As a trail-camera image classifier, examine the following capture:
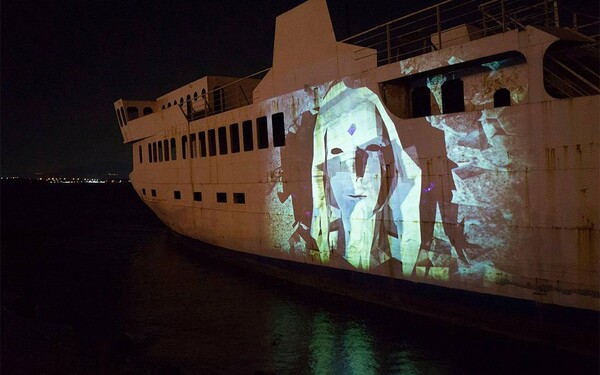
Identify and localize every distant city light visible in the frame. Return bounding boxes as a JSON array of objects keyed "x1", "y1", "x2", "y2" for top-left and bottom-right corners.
[{"x1": 0, "y1": 176, "x2": 130, "y2": 184}]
